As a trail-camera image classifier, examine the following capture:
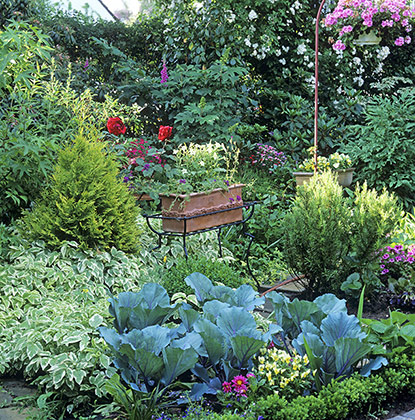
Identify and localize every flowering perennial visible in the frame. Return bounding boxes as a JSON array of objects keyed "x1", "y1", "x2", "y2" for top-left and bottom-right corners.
[
  {"x1": 249, "y1": 144, "x2": 287, "y2": 175},
  {"x1": 379, "y1": 243, "x2": 415, "y2": 276},
  {"x1": 254, "y1": 347, "x2": 312, "y2": 399},
  {"x1": 324, "y1": 0, "x2": 415, "y2": 50}
]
